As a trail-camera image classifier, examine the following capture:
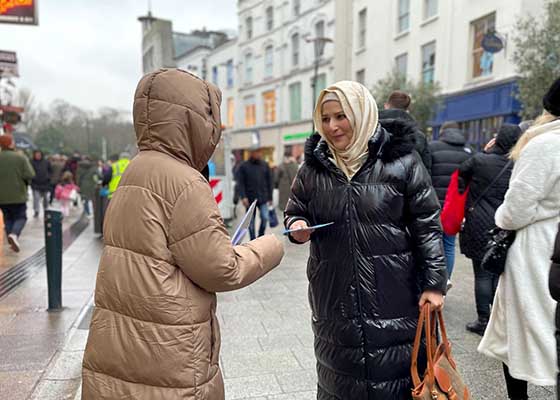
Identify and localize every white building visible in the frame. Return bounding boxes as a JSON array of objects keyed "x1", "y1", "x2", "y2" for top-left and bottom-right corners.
[{"x1": 341, "y1": 0, "x2": 547, "y2": 146}]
